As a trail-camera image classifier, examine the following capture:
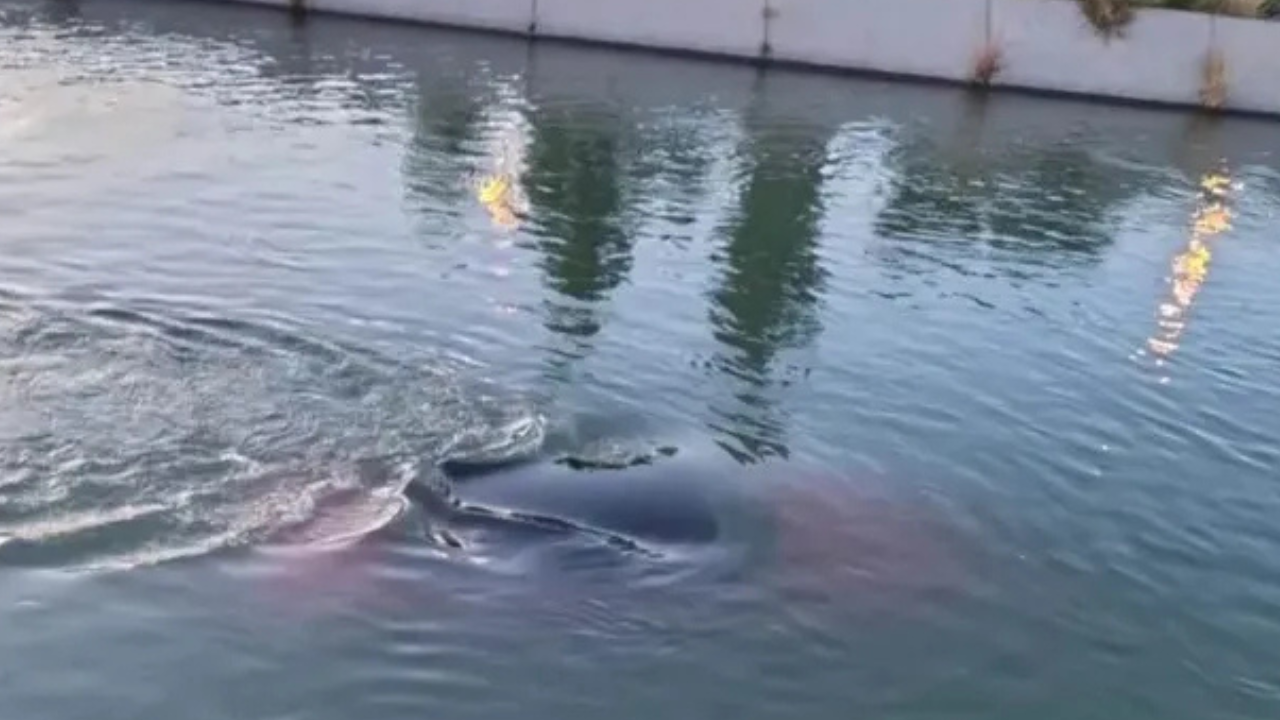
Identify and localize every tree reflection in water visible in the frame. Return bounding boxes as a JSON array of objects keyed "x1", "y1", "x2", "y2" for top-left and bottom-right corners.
[
  {"x1": 705, "y1": 107, "x2": 835, "y2": 465},
  {"x1": 519, "y1": 101, "x2": 640, "y2": 379},
  {"x1": 402, "y1": 77, "x2": 491, "y2": 218},
  {"x1": 873, "y1": 135, "x2": 1152, "y2": 281}
]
